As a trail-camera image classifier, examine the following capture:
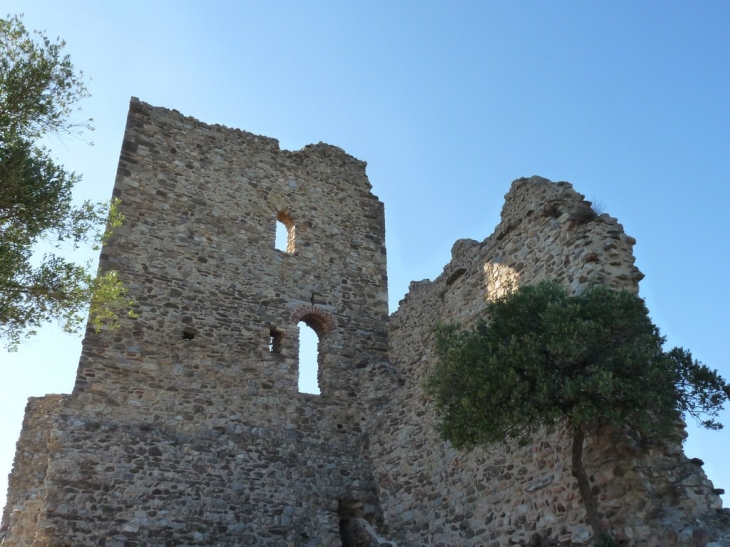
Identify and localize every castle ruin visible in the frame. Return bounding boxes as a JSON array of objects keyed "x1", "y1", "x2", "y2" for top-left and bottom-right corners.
[{"x1": 2, "y1": 99, "x2": 728, "y2": 547}]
